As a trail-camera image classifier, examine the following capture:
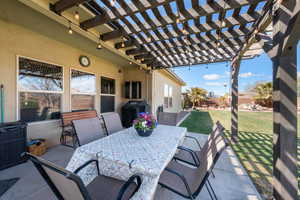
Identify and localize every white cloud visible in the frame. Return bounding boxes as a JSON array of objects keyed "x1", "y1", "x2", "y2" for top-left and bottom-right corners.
[
  {"x1": 205, "y1": 82, "x2": 225, "y2": 86},
  {"x1": 239, "y1": 72, "x2": 254, "y2": 78},
  {"x1": 203, "y1": 74, "x2": 221, "y2": 80}
]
